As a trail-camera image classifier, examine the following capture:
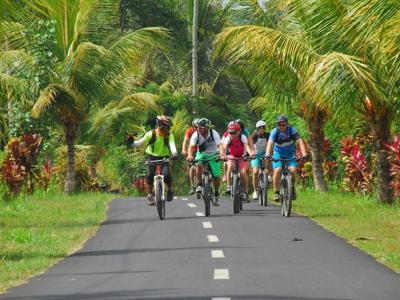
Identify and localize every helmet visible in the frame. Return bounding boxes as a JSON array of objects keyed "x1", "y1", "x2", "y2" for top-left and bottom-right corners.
[
  {"x1": 197, "y1": 118, "x2": 211, "y2": 128},
  {"x1": 156, "y1": 115, "x2": 172, "y2": 129},
  {"x1": 256, "y1": 120, "x2": 266, "y2": 128},
  {"x1": 192, "y1": 118, "x2": 200, "y2": 127},
  {"x1": 235, "y1": 119, "x2": 245, "y2": 130},
  {"x1": 228, "y1": 122, "x2": 241, "y2": 133},
  {"x1": 276, "y1": 114, "x2": 288, "y2": 123}
]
